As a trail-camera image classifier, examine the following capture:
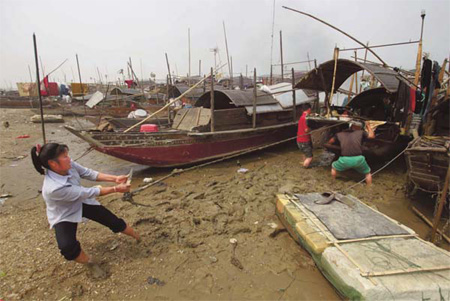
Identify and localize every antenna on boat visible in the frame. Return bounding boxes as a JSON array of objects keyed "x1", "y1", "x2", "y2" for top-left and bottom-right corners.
[
  {"x1": 33, "y1": 33, "x2": 46, "y2": 144},
  {"x1": 282, "y1": 6, "x2": 388, "y2": 67}
]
